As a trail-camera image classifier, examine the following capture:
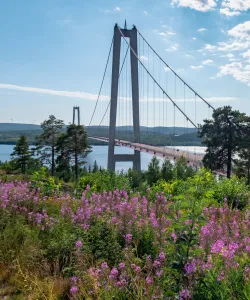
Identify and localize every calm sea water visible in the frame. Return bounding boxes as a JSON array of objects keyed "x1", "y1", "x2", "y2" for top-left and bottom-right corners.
[{"x1": 0, "y1": 145, "x2": 206, "y2": 172}]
